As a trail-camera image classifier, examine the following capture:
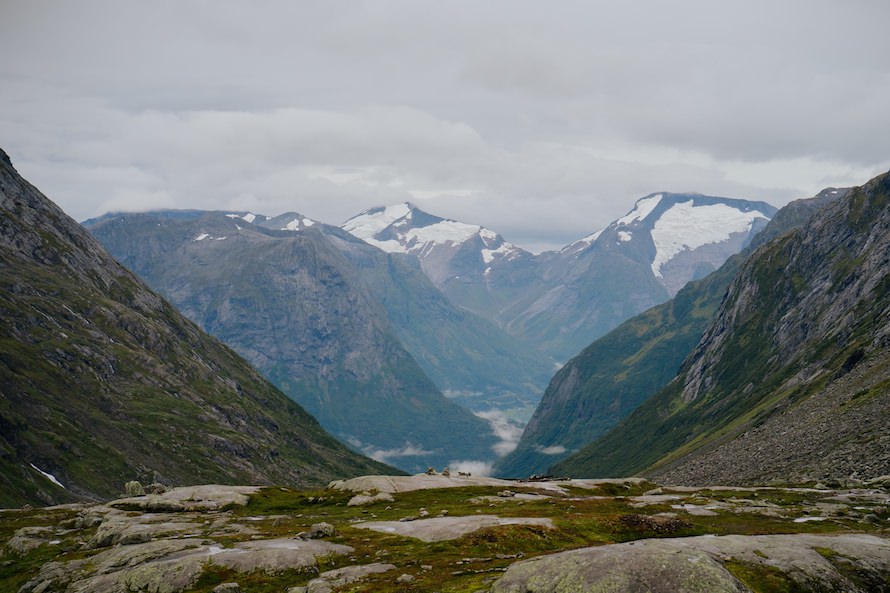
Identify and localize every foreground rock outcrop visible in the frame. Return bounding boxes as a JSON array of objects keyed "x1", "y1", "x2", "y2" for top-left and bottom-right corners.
[
  {"x1": 3, "y1": 477, "x2": 888, "y2": 592},
  {"x1": 492, "y1": 533, "x2": 890, "y2": 593}
]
